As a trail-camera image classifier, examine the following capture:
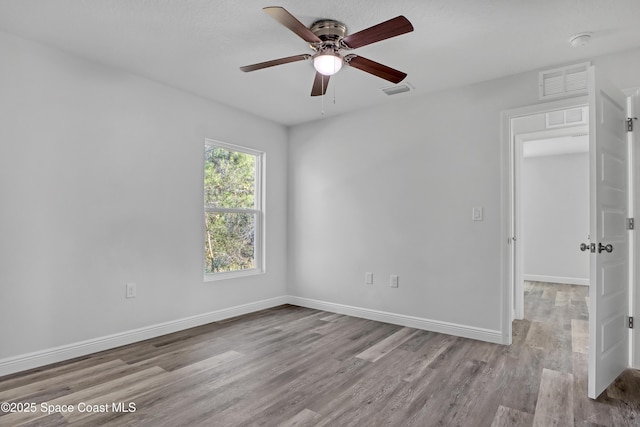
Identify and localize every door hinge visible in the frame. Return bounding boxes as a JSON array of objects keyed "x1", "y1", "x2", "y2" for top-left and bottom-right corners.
[
  {"x1": 628, "y1": 218, "x2": 635, "y2": 230},
  {"x1": 628, "y1": 117, "x2": 637, "y2": 132},
  {"x1": 630, "y1": 316, "x2": 634, "y2": 329}
]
